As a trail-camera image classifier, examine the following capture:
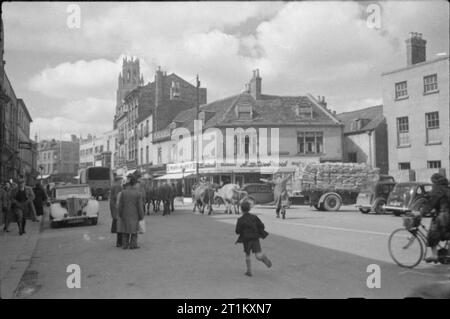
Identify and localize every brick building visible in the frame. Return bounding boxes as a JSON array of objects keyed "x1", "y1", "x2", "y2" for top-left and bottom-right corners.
[{"x1": 382, "y1": 33, "x2": 449, "y2": 182}]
